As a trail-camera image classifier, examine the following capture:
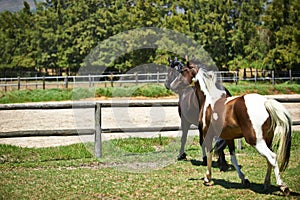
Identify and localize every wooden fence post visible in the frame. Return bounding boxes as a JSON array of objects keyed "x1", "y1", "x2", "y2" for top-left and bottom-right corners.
[
  {"x1": 289, "y1": 69, "x2": 292, "y2": 84},
  {"x1": 17, "y1": 76, "x2": 21, "y2": 90},
  {"x1": 43, "y1": 76, "x2": 45, "y2": 90},
  {"x1": 64, "y1": 76, "x2": 68, "y2": 88},
  {"x1": 254, "y1": 69, "x2": 257, "y2": 85},
  {"x1": 35, "y1": 75, "x2": 38, "y2": 89},
  {"x1": 4, "y1": 78, "x2": 7, "y2": 92},
  {"x1": 89, "y1": 74, "x2": 92, "y2": 88},
  {"x1": 94, "y1": 103, "x2": 102, "y2": 158},
  {"x1": 237, "y1": 139, "x2": 242, "y2": 150},
  {"x1": 235, "y1": 70, "x2": 239, "y2": 85},
  {"x1": 272, "y1": 70, "x2": 275, "y2": 85},
  {"x1": 135, "y1": 73, "x2": 138, "y2": 85},
  {"x1": 110, "y1": 74, "x2": 114, "y2": 87}
]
